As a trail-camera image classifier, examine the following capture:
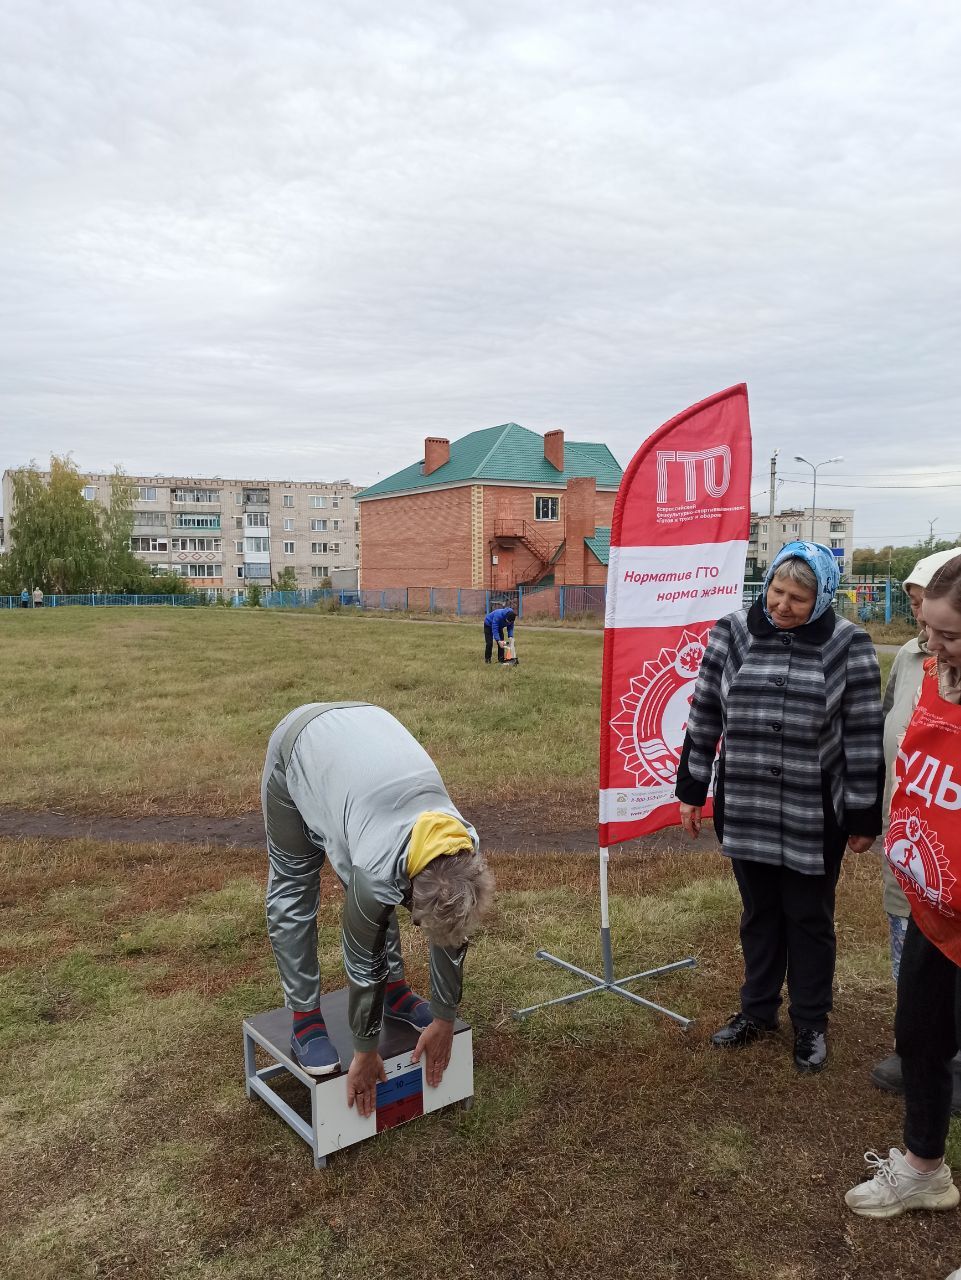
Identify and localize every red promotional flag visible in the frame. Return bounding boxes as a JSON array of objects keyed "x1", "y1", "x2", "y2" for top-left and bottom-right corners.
[{"x1": 599, "y1": 385, "x2": 752, "y2": 846}]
